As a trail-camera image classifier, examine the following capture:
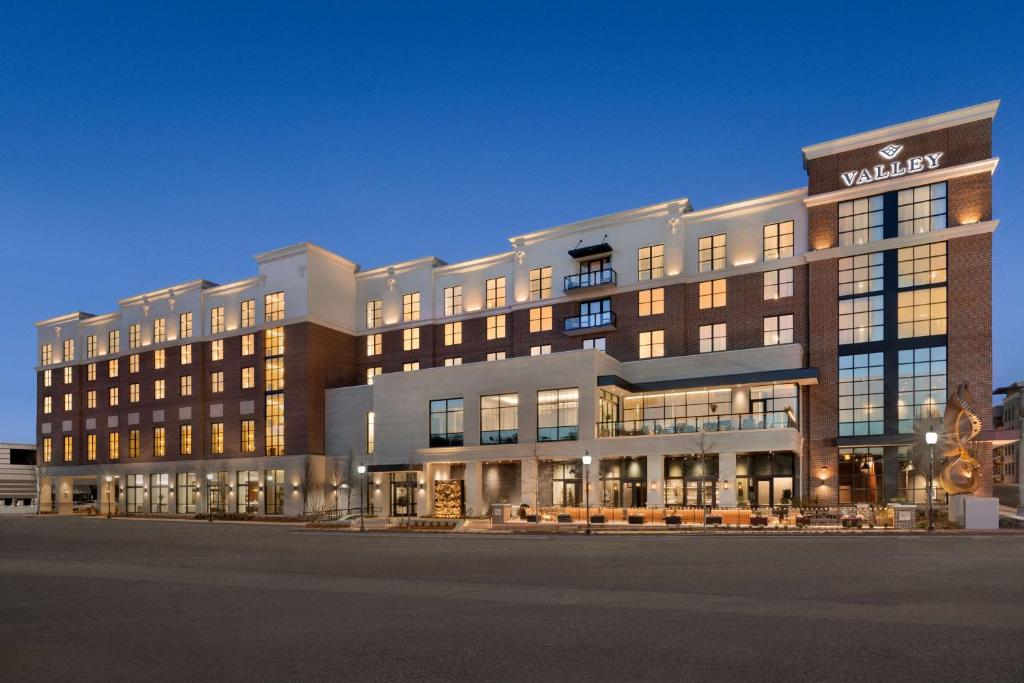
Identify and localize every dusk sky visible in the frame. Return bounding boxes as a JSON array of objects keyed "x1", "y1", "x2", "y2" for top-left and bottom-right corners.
[{"x1": 2, "y1": 1, "x2": 1021, "y2": 442}]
